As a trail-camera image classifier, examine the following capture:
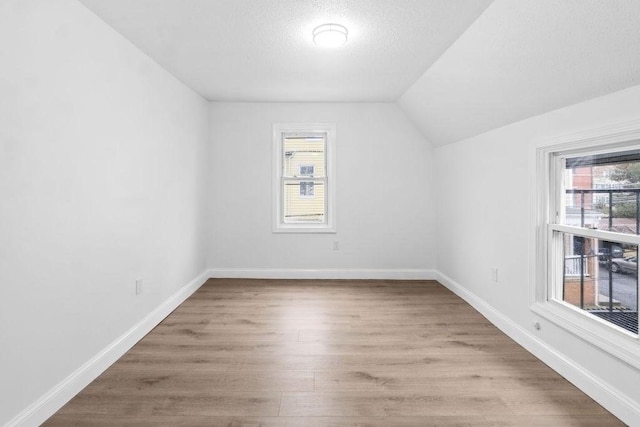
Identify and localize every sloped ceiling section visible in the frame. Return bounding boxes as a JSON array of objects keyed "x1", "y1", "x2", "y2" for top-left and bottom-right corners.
[{"x1": 398, "y1": 0, "x2": 640, "y2": 146}]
